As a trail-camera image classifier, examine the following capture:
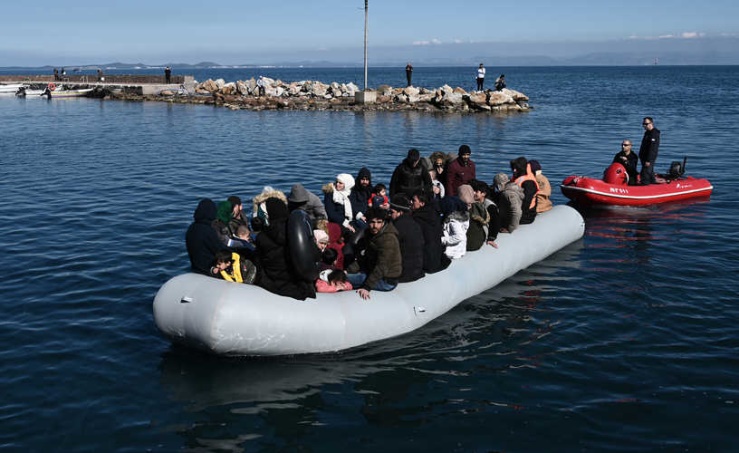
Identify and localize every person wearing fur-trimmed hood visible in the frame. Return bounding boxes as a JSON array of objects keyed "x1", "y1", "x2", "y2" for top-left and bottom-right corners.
[{"x1": 254, "y1": 197, "x2": 316, "y2": 300}]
